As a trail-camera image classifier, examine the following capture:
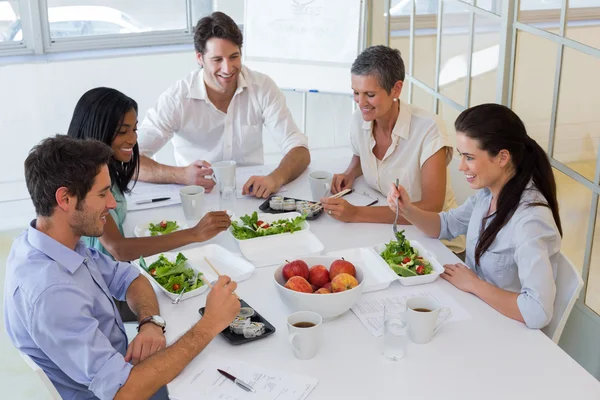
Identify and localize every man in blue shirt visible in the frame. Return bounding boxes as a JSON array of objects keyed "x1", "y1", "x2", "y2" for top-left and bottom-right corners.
[{"x1": 4, "y1": 136, "x2": 241, "y2": 399}]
